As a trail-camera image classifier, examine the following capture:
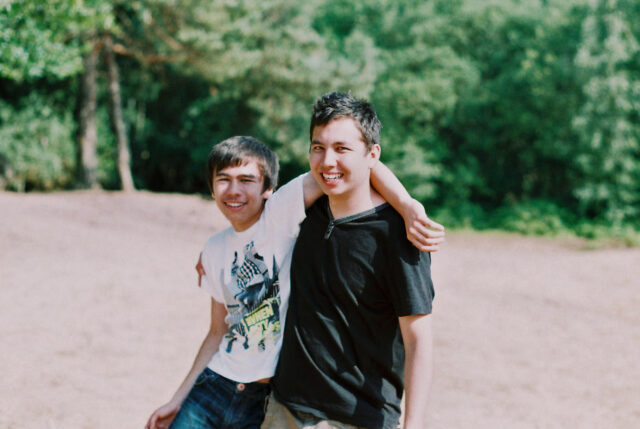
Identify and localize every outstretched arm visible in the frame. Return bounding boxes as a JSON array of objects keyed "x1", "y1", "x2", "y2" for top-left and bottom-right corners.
[
  {"x1": 145, "y1": 299, "x2": 227, "y2": 429},
  {"x1": 371, "y1": 163, "x2": 445, "y2": 252},
  {"x1": 399, "y1": 313, "x2": 433, "y2": 429}
]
